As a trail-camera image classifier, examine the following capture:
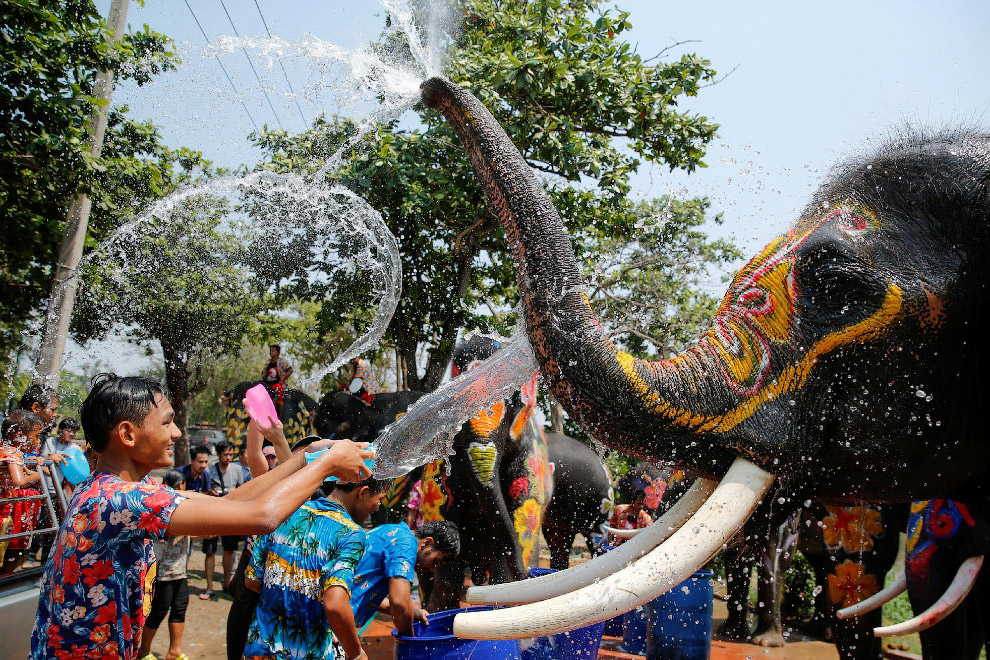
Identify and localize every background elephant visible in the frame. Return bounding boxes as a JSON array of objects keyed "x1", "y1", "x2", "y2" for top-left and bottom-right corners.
[
  {"x1": 222, "y1": 381, "x2": 317, "y2": 449},
  {"x1": 541, "y1": 432, "x2": 613, "y2": 570},
  {"x1": 721, "y1": 501, "x2": 905, "y2": 659},
  {"x1": 314, "y1": 389, "x2": 425, "y2": 442},
  {"x1": 902, "y1": 499, "x2": 988, "y2": 659}
]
